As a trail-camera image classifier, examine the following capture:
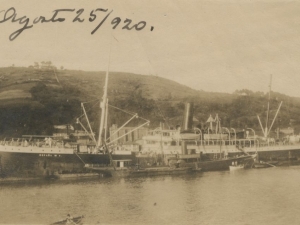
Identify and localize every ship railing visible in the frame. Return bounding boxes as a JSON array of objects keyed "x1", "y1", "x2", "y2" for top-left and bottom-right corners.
[
  {"x1": 197, "y1": 139, "x2": 259, "y2": 148},
  {"x1": 257, "y1": 140, "x2": 300, "y2": 147},
  {"x1": 193, "y1": 138, "x2": 300, "y2": 148},
  {"x1": 235, "y1": 139, "x2": 259, "y2": 148},
  {"x1": 1, "y1": 138, "x2": 66, "y2": 148},
  {"x1": 201, "y1": 140, "x2": 223, "y2": 146}
]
